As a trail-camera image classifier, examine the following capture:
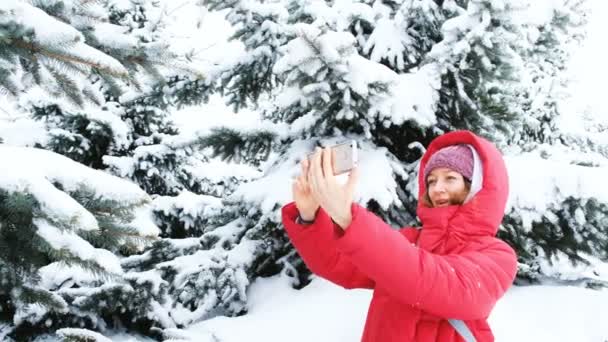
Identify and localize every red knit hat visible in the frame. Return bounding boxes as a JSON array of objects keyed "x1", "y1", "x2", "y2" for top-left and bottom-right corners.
[{"x1": 424, "y1": 144, "x2": 474, "y2": 182}]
